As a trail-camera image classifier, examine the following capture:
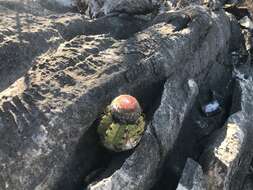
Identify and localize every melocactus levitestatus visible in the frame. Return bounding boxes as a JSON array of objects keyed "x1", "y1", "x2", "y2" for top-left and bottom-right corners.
[{"x1": 98, "y1": 95, "x2": 145, "y2": 152}]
